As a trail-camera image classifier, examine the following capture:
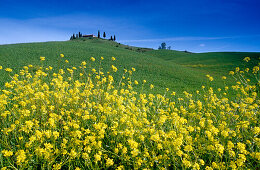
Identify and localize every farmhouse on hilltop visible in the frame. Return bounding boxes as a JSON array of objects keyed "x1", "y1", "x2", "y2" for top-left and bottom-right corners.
[{"x1": 83, "y1": 34, "x2": 96, "y2": 38}]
